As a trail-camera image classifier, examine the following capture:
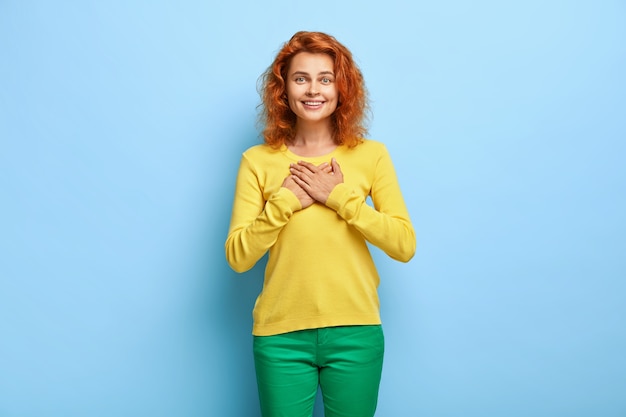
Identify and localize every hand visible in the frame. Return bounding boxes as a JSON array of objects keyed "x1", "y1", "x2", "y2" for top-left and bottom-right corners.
[
  {"x1": 289, "y1": 158, "x2": 343, "y2": 204},
  {"x1": 282, "y1": 175, "x2": 314, "y2": 209},
  {"x1": 281, "y1": 162, "x2": 333, "y2": 209}
]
